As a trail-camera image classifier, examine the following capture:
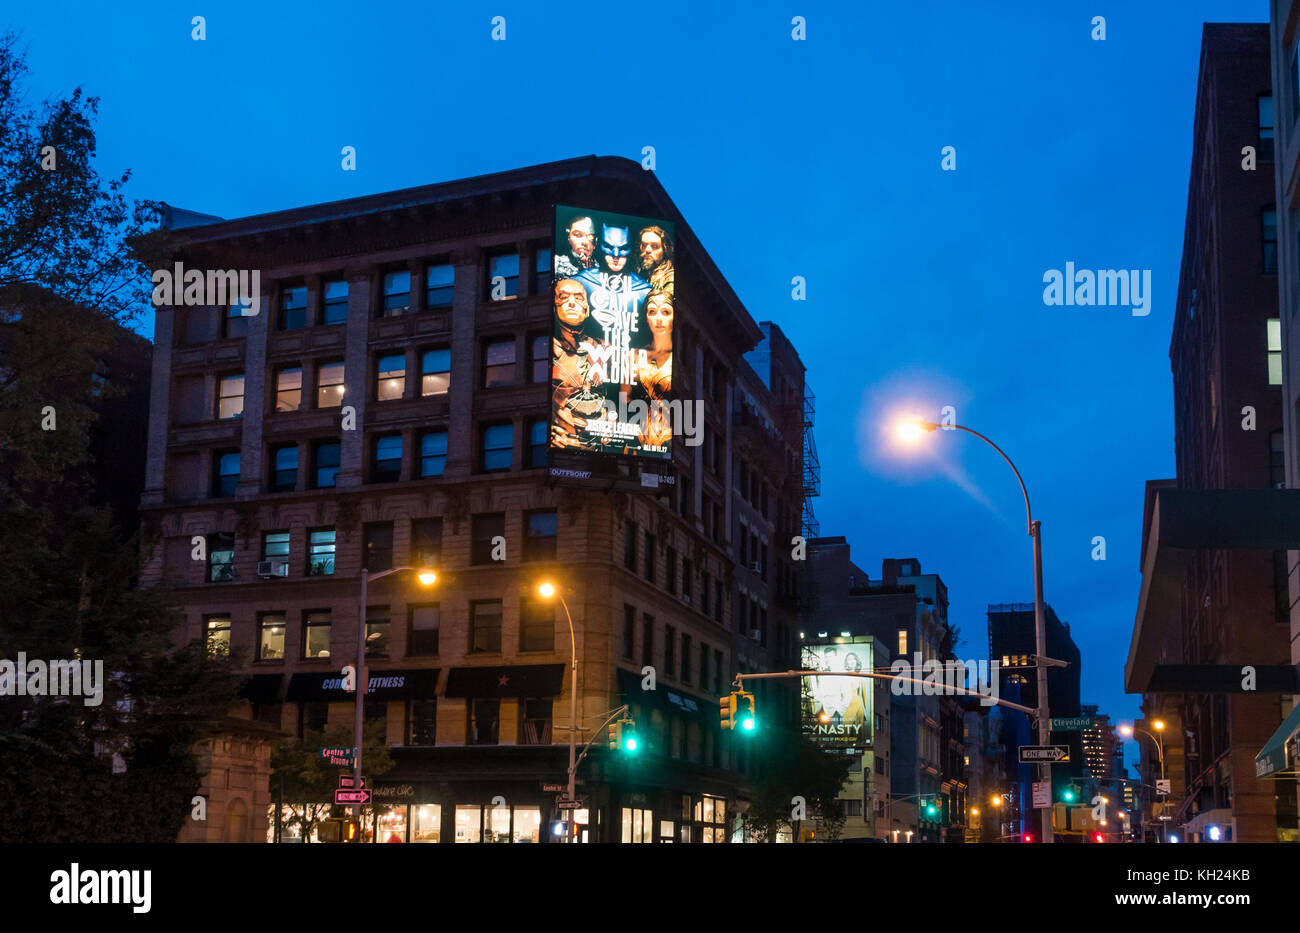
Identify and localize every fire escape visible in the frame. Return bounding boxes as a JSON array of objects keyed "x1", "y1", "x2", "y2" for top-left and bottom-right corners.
[{"x1": 801, "y1": 383, "x2": 820, "y2": 538}]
